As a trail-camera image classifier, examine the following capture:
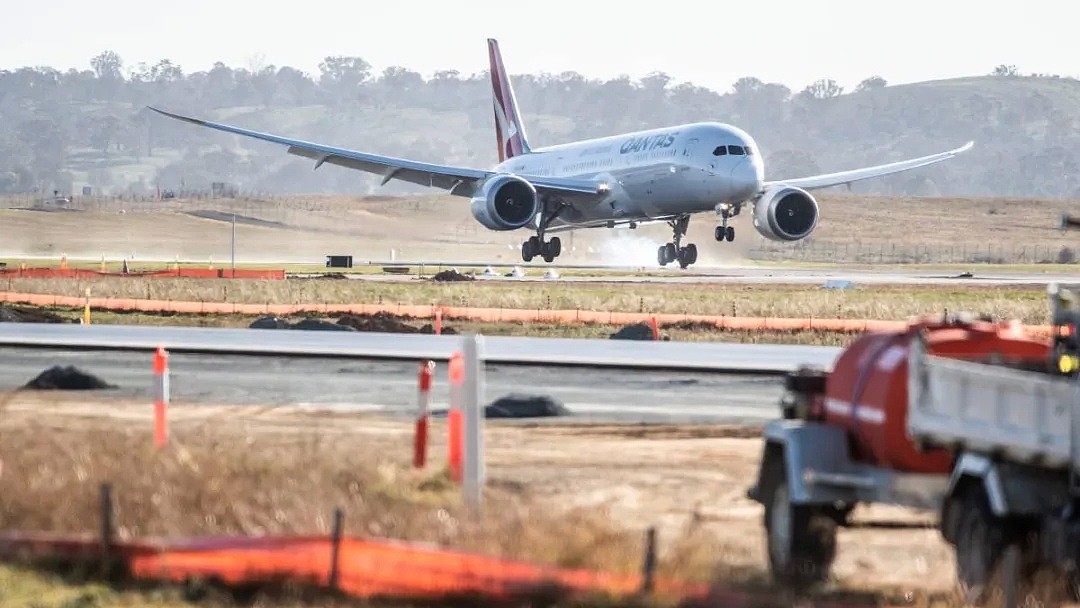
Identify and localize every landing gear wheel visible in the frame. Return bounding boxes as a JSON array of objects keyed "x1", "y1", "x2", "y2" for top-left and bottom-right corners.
[
  {"x1": 521, "y1": 240, "x2": 535, "y2": 262},
  {"x1": 549, "y1": 236, "x2": 561, "y2": 257},
  {"x1": 663, "y1": 243, "x2": 676, "y2": 265},
  {"x1": 764, "y1": 476, "x2": 837, "y2": 589},
  {"x1": 677, "y1": 244, "x2": 698, "y2": 269},
  {"x1": 715, "y1": 226, "x2": 725, "y2": 242},
  {"x1": 726, "y1": 226, "x2": 735, "y2": 242},
  {"x1": 657, "y1": 245, "x2": 669, "y2": 267},
  {"x1": 541, "y1": 241, "x2": 555, "y2": 263}
]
